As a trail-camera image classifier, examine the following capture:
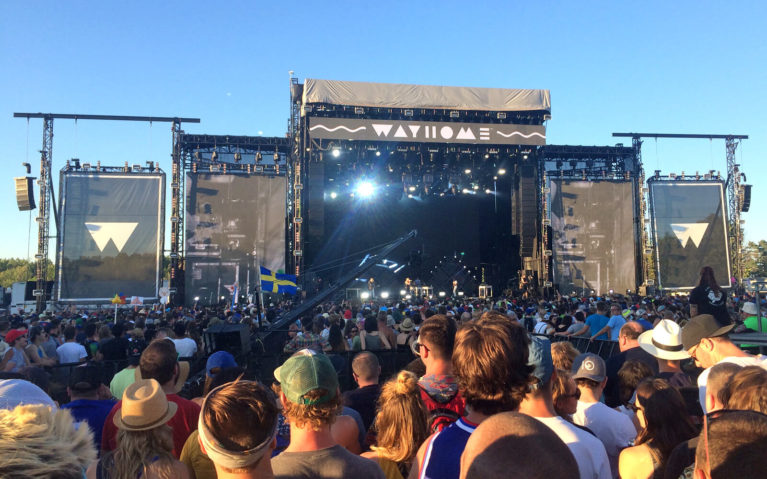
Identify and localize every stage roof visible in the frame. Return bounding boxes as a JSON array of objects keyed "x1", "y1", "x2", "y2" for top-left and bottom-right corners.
[{"x1": 303, "y1": 79, "x2": 551, "y2": 113}]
